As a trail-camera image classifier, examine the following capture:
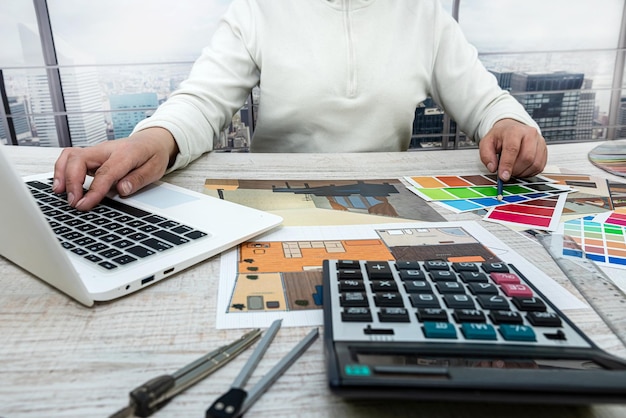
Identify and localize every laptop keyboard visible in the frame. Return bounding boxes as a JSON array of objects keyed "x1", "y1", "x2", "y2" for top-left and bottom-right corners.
[{"x1": 26, "y1": 179, "x2": 208, "y2": 271}]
